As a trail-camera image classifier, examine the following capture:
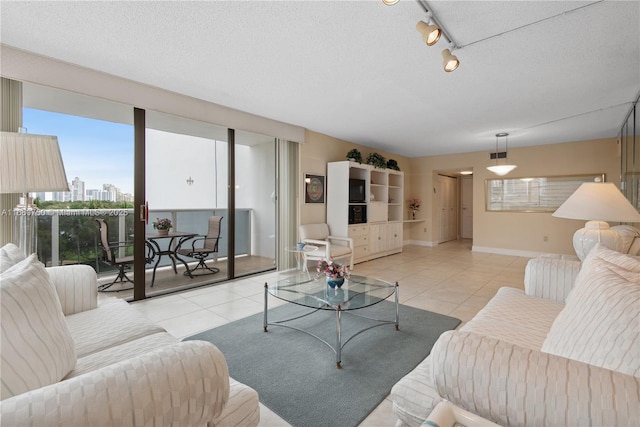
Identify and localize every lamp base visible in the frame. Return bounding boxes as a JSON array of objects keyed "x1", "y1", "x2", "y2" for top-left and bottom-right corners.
[
  {"x1": 13, "y1": 196, "x2": 39, "y2": 256},
  {"x1": 573, "y1": 220, "x2": 622, "y2": 261}
]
